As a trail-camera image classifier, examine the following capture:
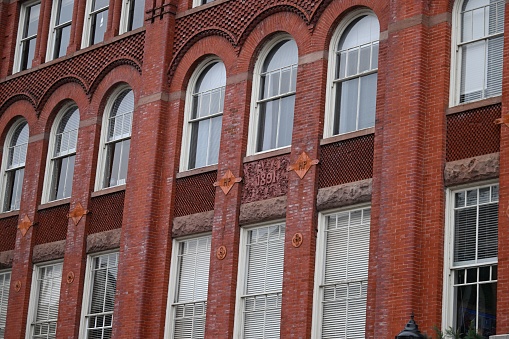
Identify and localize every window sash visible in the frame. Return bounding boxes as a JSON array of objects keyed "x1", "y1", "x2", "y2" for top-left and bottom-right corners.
[{"x1": 0, "y1": 271, "x2": 11, "y2": 337}]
